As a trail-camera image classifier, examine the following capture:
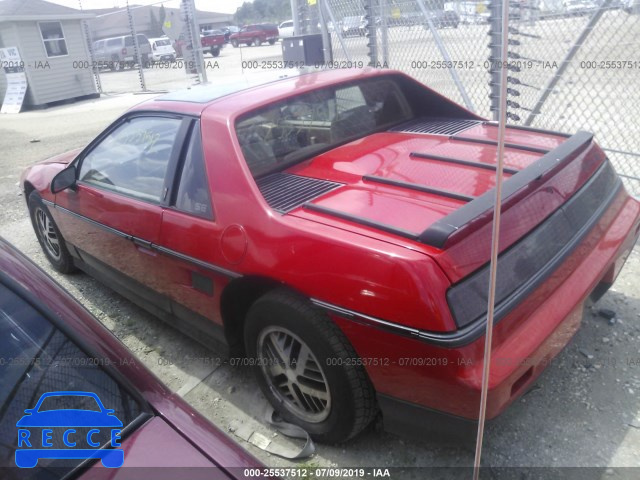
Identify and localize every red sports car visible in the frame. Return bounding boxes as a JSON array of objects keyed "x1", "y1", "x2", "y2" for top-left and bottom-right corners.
[
  {"x1": 21, "y1": 69, "x2": 640, "y2": 443},
  {"x1": 0, "y1": 236, "x2": 264, "y2": 476}
]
